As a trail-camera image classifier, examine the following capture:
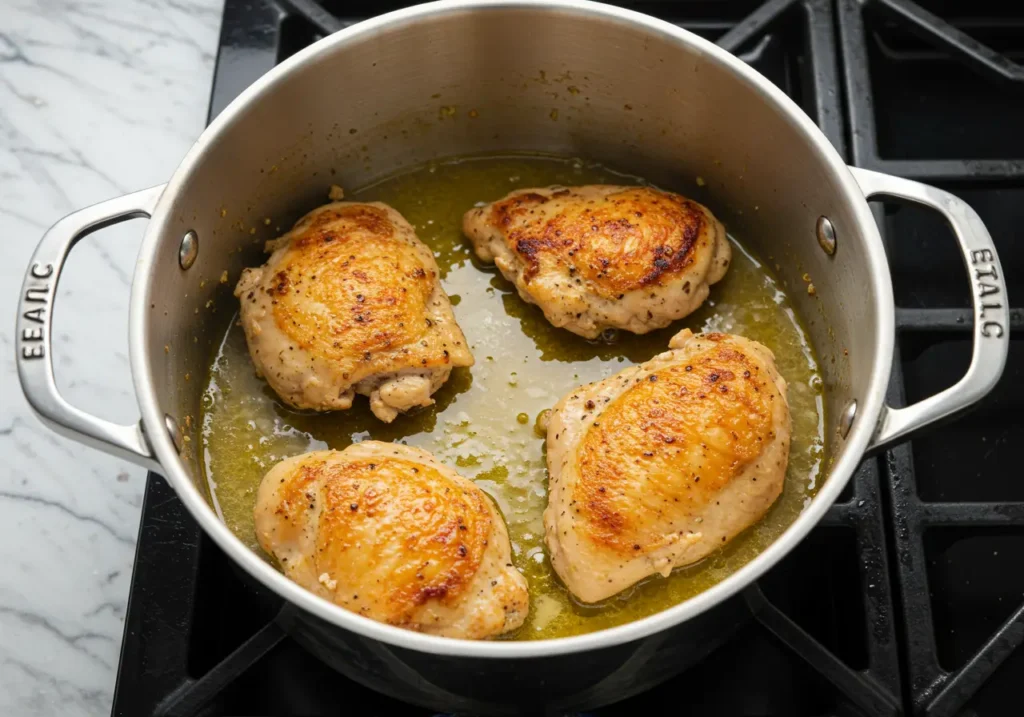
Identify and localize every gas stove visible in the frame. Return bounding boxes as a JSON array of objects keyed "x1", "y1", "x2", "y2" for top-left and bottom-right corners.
[{"x1": 112, "y1": 2, "x2": 1024, "y2": 715}]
